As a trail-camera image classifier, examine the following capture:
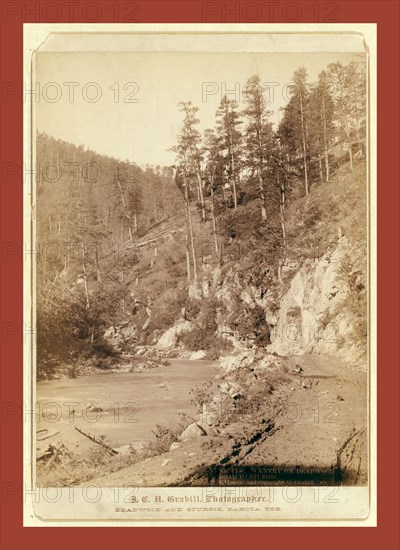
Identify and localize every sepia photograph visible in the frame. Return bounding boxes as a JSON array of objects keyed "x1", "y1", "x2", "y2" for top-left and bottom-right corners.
[{"x1": 24, "y1": 25, "x2": 375, "y2": 524}]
